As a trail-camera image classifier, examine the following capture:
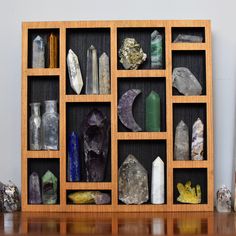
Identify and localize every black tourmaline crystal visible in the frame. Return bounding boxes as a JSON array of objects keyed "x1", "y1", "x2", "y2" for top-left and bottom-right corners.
[{"x1": 83, "y1": 109, "x2": 109, "y2": 182}]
